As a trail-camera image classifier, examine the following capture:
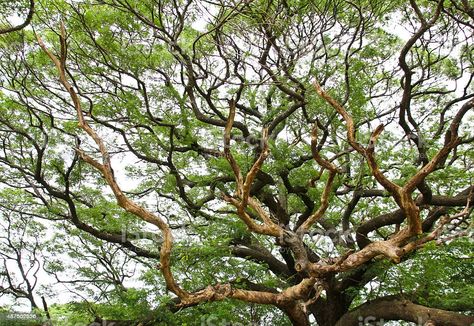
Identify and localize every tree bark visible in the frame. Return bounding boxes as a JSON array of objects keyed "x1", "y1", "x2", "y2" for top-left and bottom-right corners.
[{"x1": 335, "y1": 295, "x2": 474, "y2": 326}]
